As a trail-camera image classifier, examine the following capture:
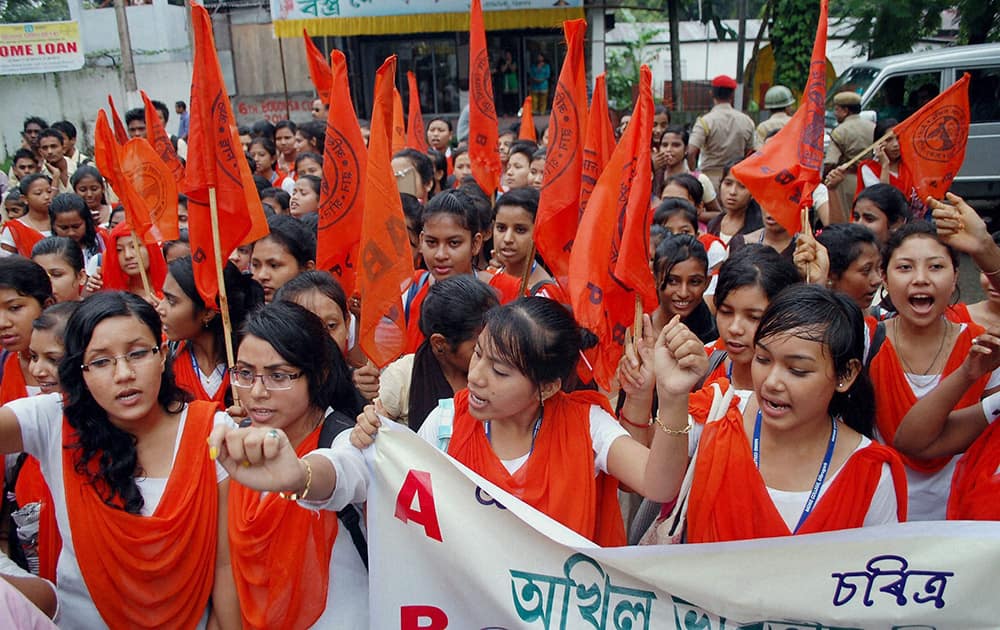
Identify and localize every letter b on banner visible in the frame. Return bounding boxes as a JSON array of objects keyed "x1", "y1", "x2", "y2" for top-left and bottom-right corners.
[{"x1": 401, "y1": 605, "x2": 448, "y2": 629}]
